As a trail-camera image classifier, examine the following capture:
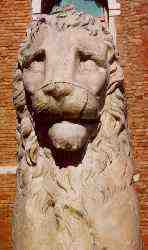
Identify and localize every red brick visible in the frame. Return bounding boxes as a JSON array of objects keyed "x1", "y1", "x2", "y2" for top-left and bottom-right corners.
[{"x1": 116, "y1": 1, "x2": 148, "y2": 247}]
